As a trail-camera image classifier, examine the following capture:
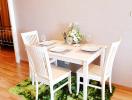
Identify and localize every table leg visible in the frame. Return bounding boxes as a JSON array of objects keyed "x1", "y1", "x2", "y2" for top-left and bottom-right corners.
[{"x1": 83, "y1": 61, "x2": 88, "y2": 100}]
